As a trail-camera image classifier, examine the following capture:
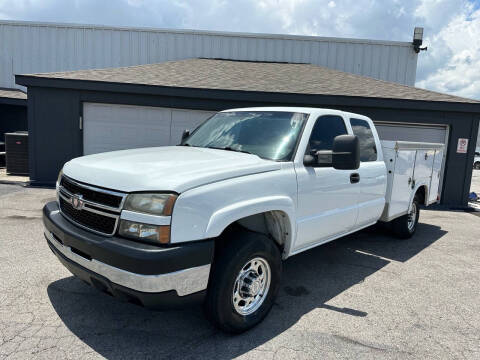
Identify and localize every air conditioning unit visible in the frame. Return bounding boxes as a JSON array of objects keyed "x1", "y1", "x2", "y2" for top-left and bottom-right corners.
[{"x1": 5, "y1": 131, "x2": 29, "y2": 175}]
